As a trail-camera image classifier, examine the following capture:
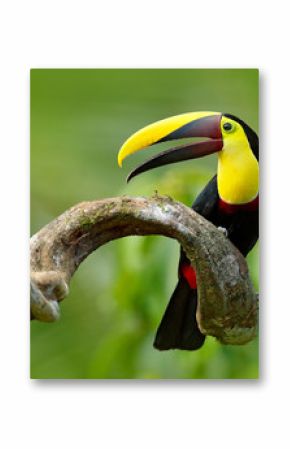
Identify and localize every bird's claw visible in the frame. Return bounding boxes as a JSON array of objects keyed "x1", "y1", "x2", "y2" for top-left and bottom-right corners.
[{"x1": 217, "y1": 226, "x2": 228, "y2": 238}]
